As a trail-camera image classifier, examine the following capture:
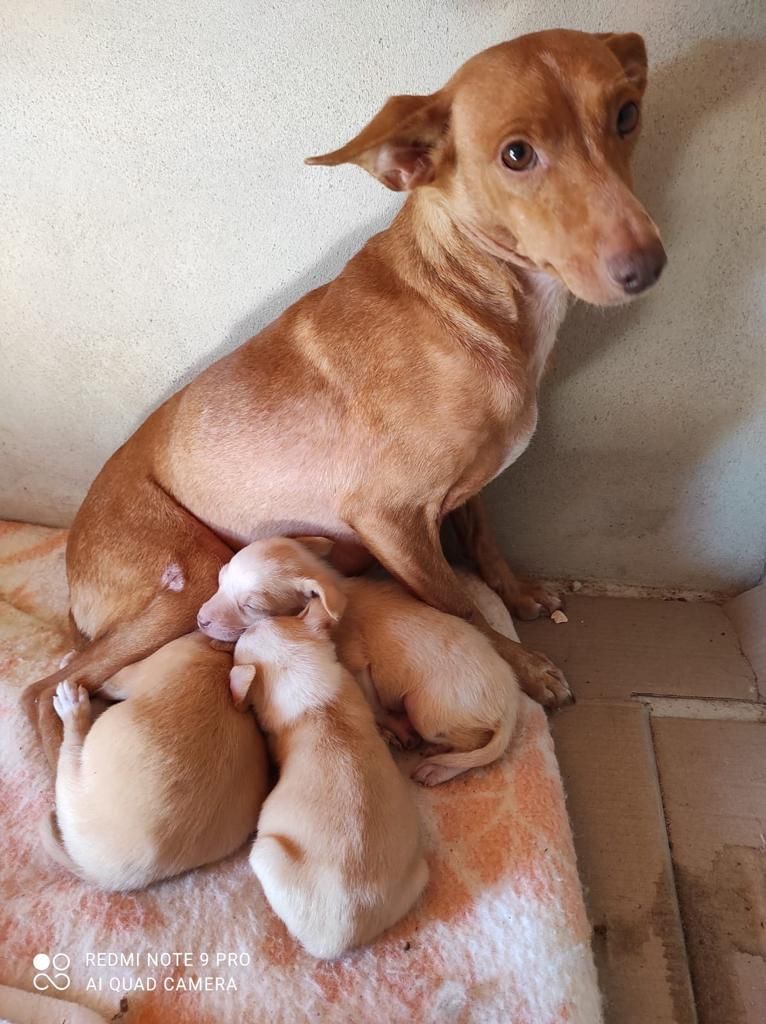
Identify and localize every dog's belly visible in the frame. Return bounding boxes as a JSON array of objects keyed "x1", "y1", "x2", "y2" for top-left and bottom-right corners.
[
  {"x1": 202, "y1": 512, "x2": 361, "y2": 552},
  {"x1": 162, "y1": 369, "x2": 469, "y2": 547},
  {"x1": 162, "y1": 418, "x2": 362, "y2": 549},
  {"x1": 176, "y1": 464, "x2": 360, "y2": 550}
]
